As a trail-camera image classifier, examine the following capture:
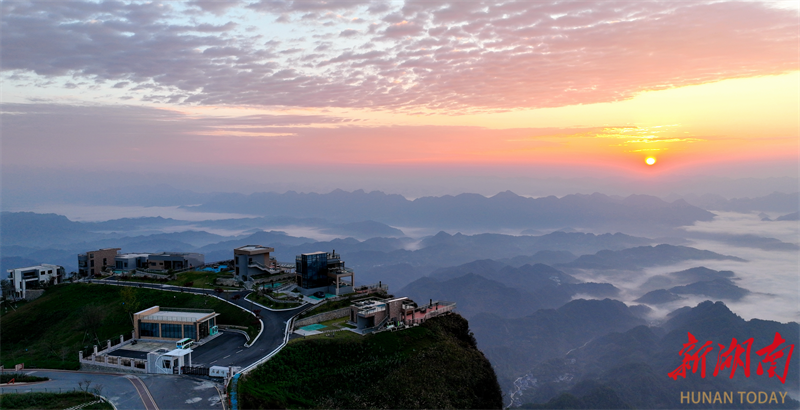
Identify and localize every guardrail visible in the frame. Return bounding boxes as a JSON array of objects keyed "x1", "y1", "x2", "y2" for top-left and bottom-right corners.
[{"x1": 227, "y1": 311, "x2": 302, "y2": 410}]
